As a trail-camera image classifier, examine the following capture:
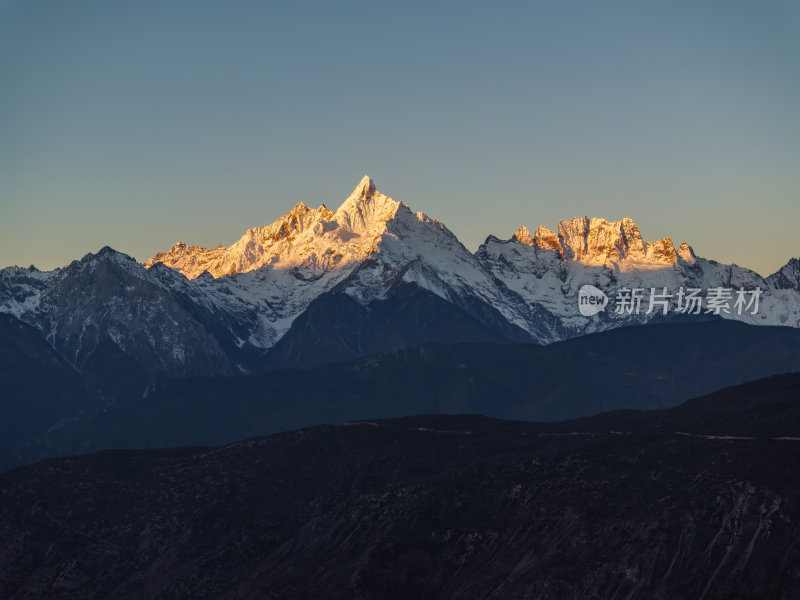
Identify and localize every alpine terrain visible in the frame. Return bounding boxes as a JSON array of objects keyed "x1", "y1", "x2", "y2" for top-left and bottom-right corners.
[{"x1": 2, "y1": 176, "x2": 799, "y2": 384}]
